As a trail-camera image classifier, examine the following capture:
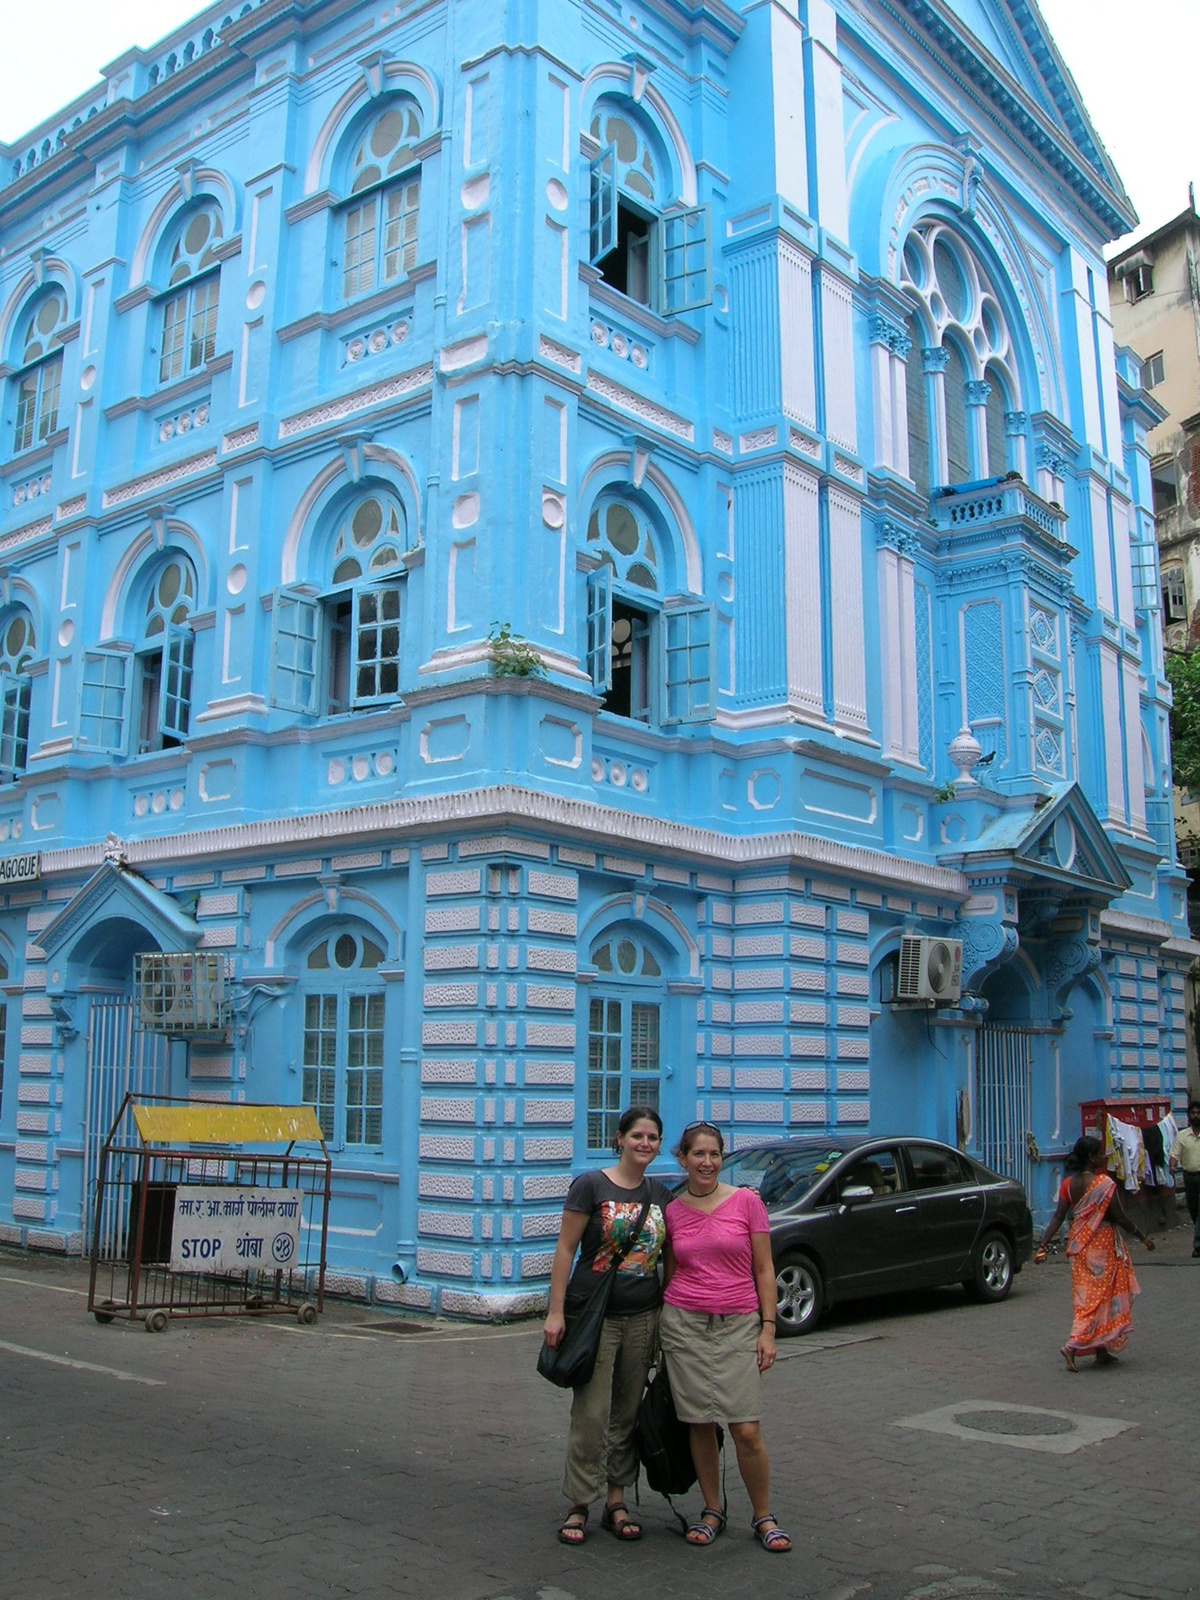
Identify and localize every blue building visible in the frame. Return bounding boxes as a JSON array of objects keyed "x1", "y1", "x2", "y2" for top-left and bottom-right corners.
[{"x1": 0, "y1": 0, "x2": 1189, "y2": 1315}]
